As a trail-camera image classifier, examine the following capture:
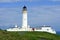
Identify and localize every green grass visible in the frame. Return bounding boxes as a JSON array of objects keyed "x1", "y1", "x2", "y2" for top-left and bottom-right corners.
[{"x1": 0, "y1": 30, "x2": 60, "y2": 40}]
